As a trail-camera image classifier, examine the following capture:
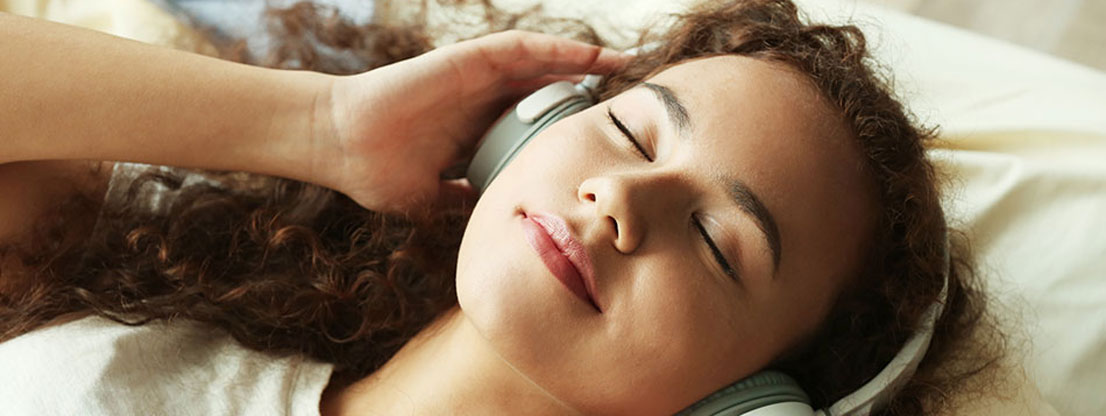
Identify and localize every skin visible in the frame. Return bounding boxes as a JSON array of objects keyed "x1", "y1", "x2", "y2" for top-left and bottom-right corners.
[
  {"x1": 0, "y1": 15, "x2": 874, "y2": 414},
  {"x1": 0, "y1": 17, "x2": 627, "y2": 214},
  {"x1": 0, "y1": 22, "x2": 624, "y2": 274},
  {"x1": 324, "y1": 55, "x2": 877, "y2": 415}
]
